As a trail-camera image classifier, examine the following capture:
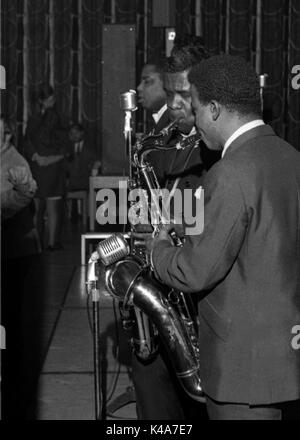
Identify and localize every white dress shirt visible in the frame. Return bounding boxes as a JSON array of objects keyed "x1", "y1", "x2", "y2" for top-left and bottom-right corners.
[
  {"x1": 74, "y1": 140, "x2": 84, "y2": 155},
  {"x1": 152, "y1": 104, "x2": 168, "y2": 125}
]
